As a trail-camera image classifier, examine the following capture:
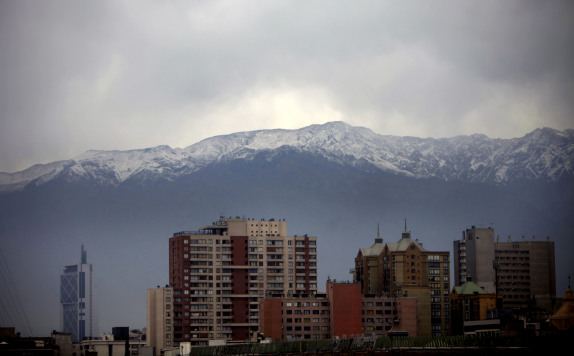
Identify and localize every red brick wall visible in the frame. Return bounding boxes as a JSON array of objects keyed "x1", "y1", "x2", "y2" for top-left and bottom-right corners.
[
  {"x1": 328, "y1": 282, "x2": 362, "y2": 338},
  {"x1": 396, "y1": 298, "x2": 418, "y2": 336},
  {"x1": 260, "y1": 298, "x2": 283, "y2": 342},
  {"x1": 304, "y1": 236, "x2": 311, "y2": 293},
  {"x1": 231, "y1": 236, "x2": 249, "y2": 340},
  {"x1": 168, "y1": 236, "x2": 185, "y2": 289}
]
